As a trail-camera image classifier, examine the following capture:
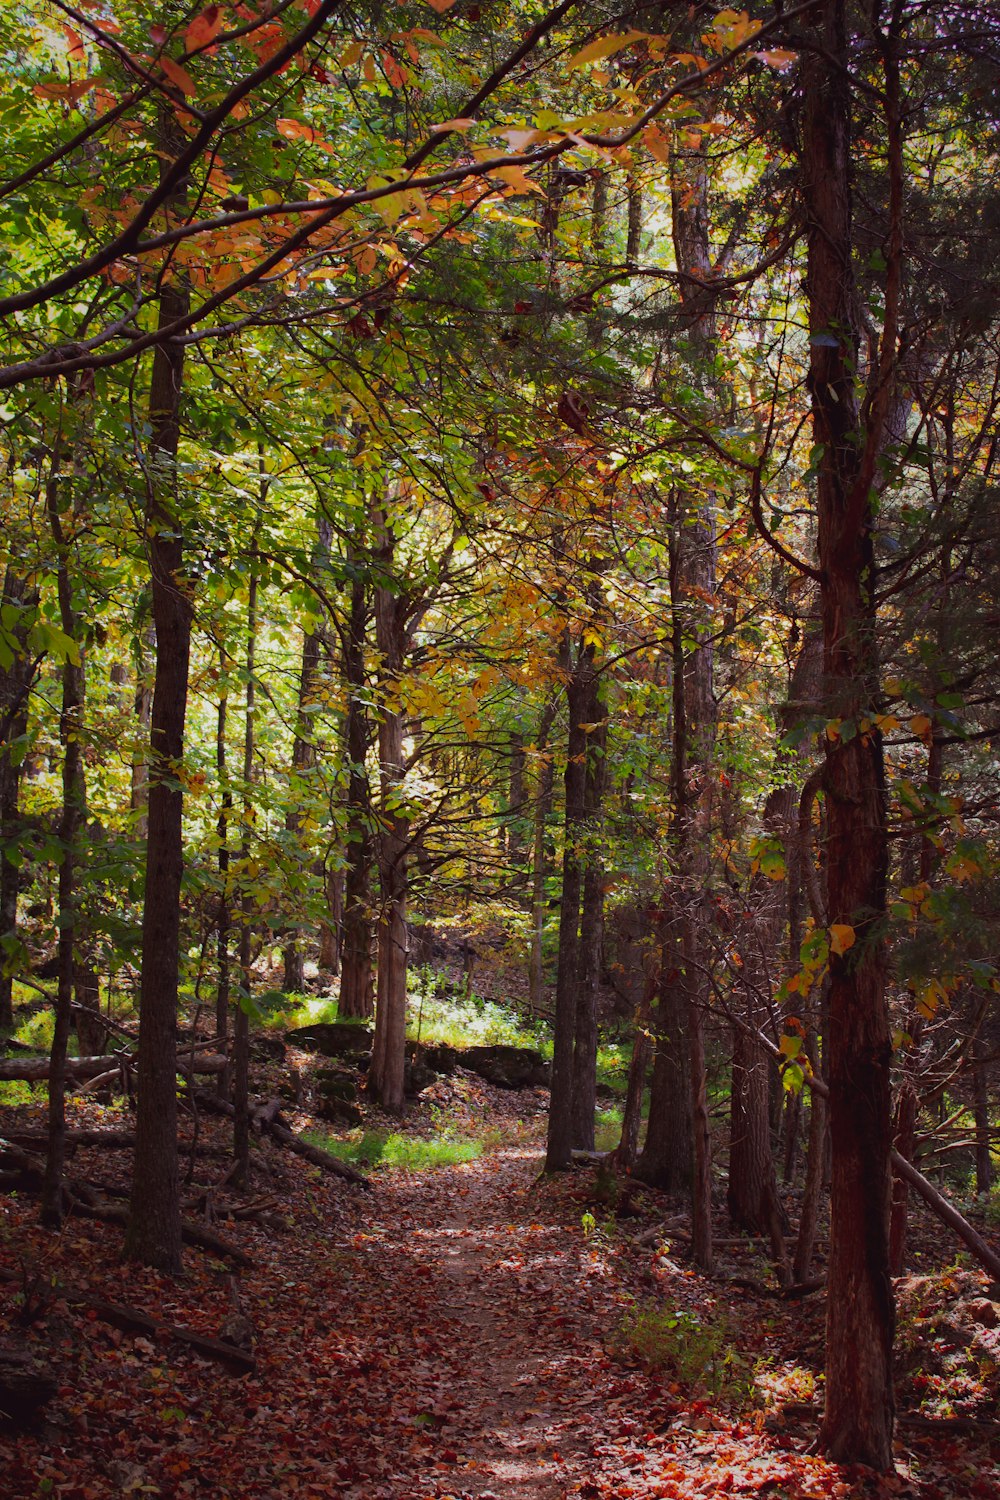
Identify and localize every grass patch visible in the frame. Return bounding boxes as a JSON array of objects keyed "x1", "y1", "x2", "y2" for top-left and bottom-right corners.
[
  {"x1": 408, "y1": 982, "x2": 551, "y2": 1054},
  {"x1": 594, "y1": 1104, "x2": 623, "y2": 1153},
  {"x1": 303, "y1": 1127, "x2": 483, "y2": 1173},
  {"x1": 0, "y1": 1080, "x2": 46, "y2": 1107},
  {"x1": 260, "y1": 992, "x2": 339, "y2": 1031}
]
